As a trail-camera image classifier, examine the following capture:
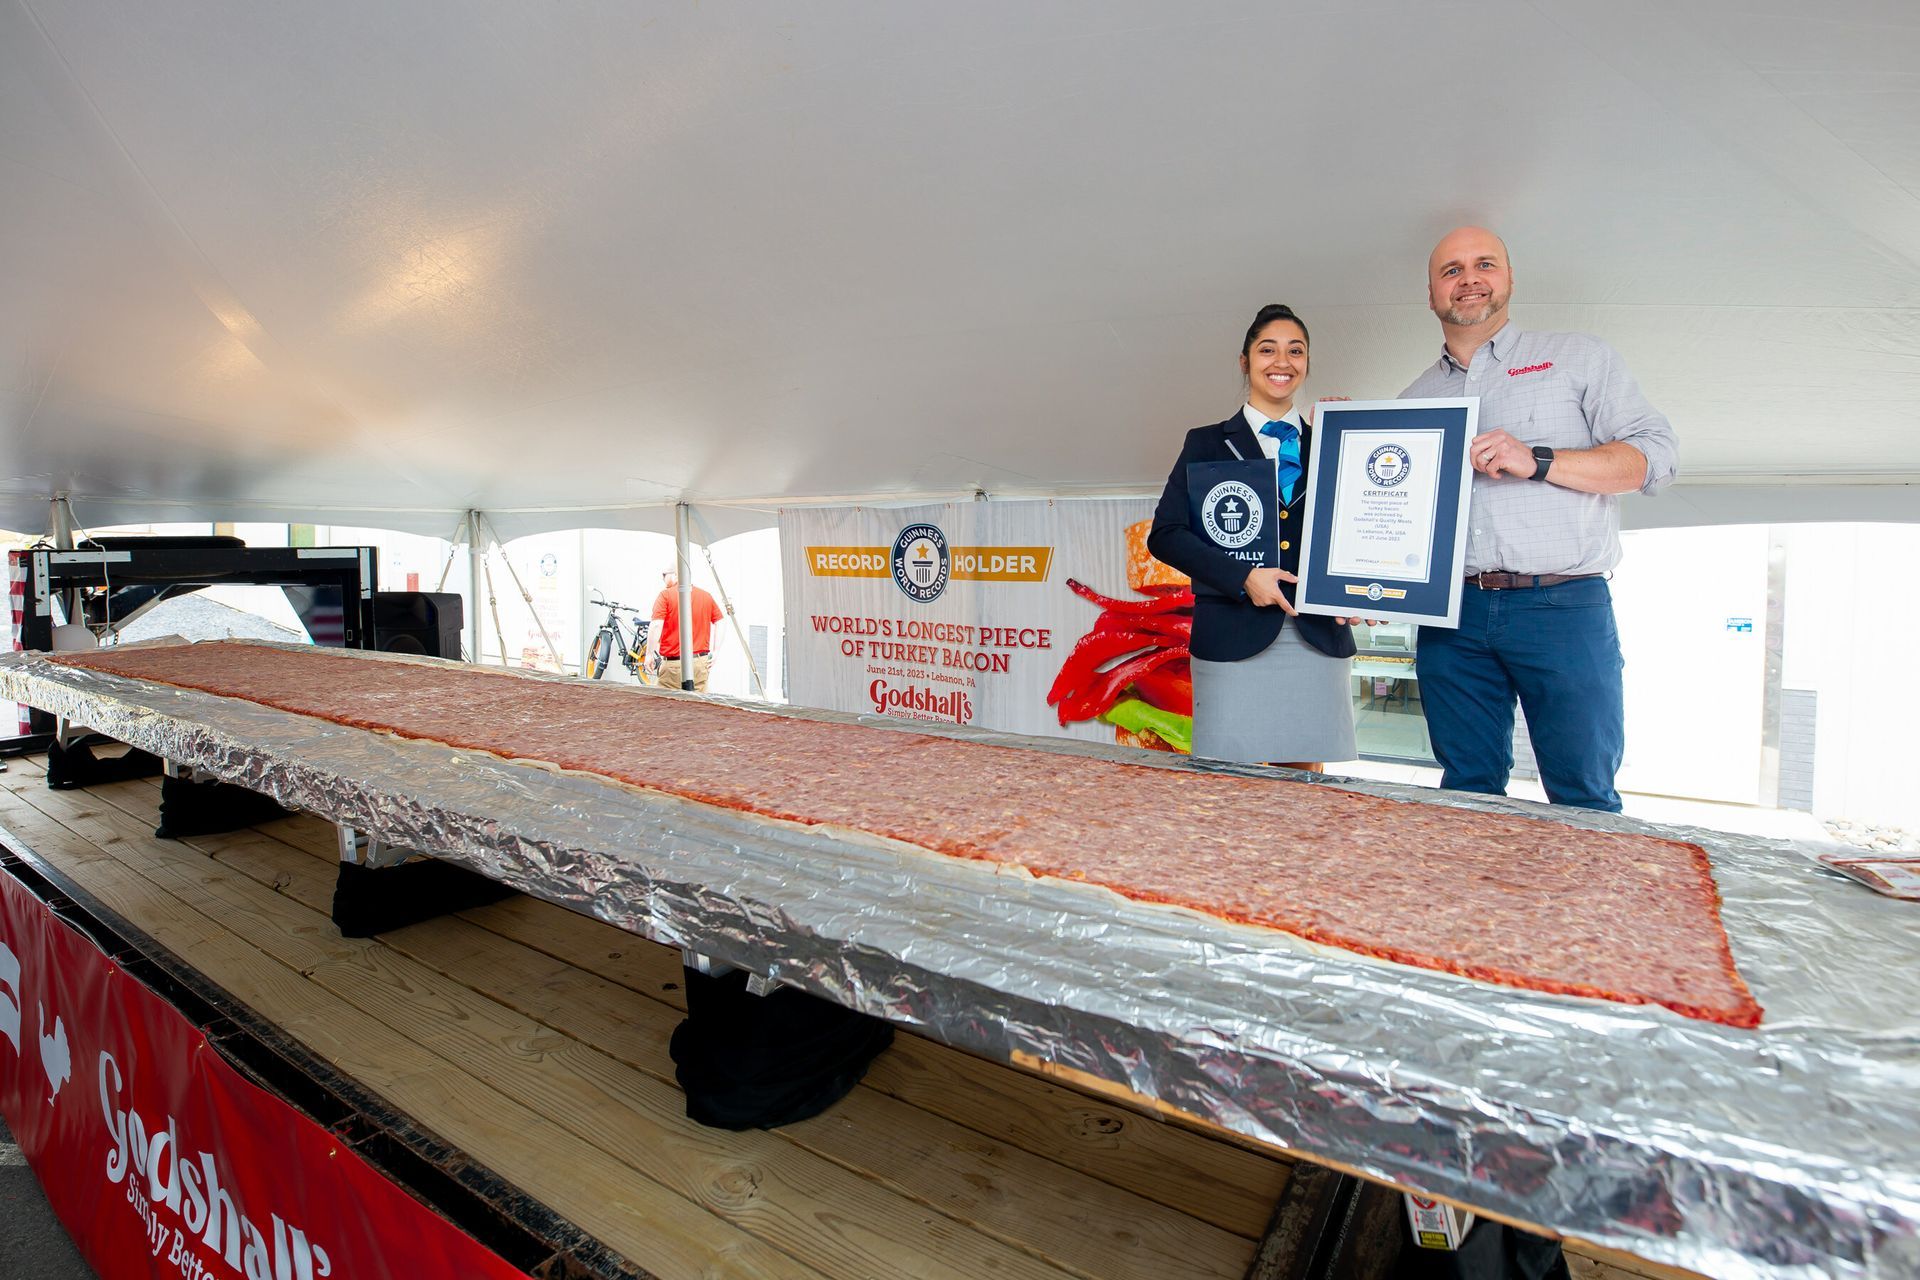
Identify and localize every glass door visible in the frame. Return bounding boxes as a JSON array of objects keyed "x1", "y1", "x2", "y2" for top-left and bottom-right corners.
[{"x1": 1352, "y1": 622, "x2": 1433, "y2": 763}]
